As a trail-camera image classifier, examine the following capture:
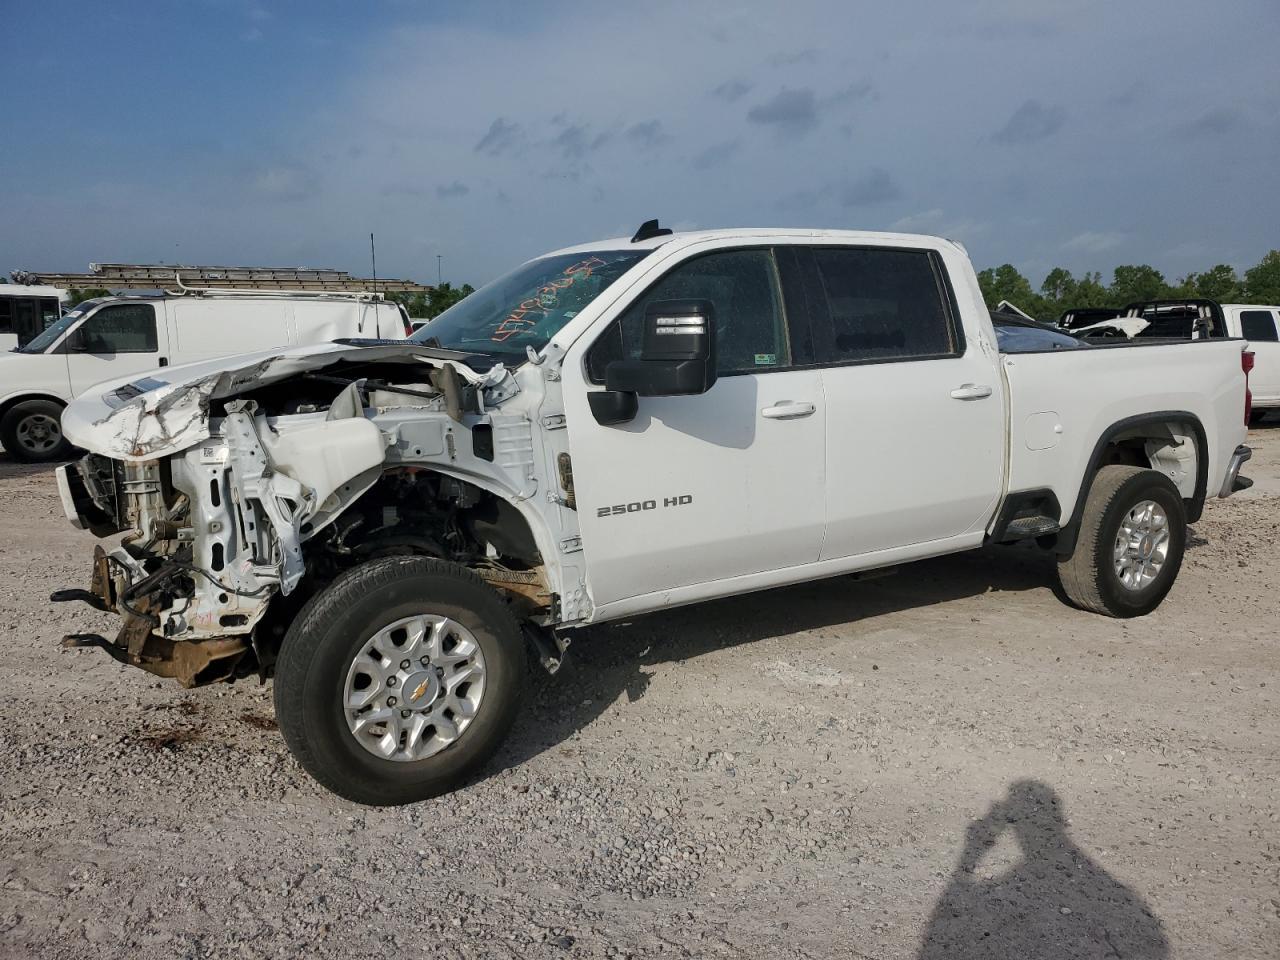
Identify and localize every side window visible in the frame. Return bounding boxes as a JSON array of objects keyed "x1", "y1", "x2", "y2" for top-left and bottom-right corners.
[
  {"x1": 1239, "y1": 310, "x2": 1279, "y2": 342},
  {"x1": 587, "y1": 249, "x2": 790, "y2": 381},
  {"x1": 809, "y1": 248, "x2": 958, "y2": 363},
  {"x1": 74, "y1": 304, "x2": 158, "y2": 354}
]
